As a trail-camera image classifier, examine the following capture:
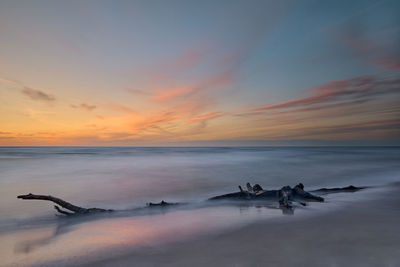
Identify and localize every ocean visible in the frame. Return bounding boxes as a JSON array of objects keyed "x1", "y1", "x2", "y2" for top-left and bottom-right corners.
[{"x1": 0, "y1": 146, "x2": 399, "y2": 266}]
